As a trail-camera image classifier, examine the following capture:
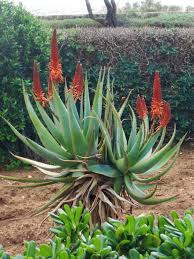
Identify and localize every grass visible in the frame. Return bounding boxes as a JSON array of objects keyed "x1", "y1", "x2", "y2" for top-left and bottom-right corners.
[
  {"x1": 41, "y1": 13, "x2": 194, "y2": 29},
  {"x1": 121, "y1": 13, "x2": 194, "y2": 28},
  {"x1": 41, "y1": 17, "x2": 102, "y2": 29}
]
